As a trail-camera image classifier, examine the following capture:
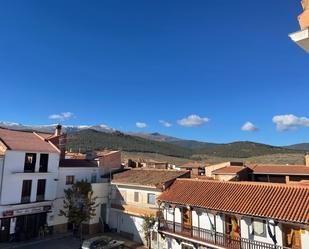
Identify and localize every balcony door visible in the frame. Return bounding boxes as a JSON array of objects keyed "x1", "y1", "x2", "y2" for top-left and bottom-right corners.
[
  {"x1": 282, "y1": 225, "x2": 302, "y2": 249},
  {"x1": 225, "y1": 215, "x2": 240, "y2": 238},
  {"x1": 182, "y1": 207, "x2": 192, "y2": 235}
]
